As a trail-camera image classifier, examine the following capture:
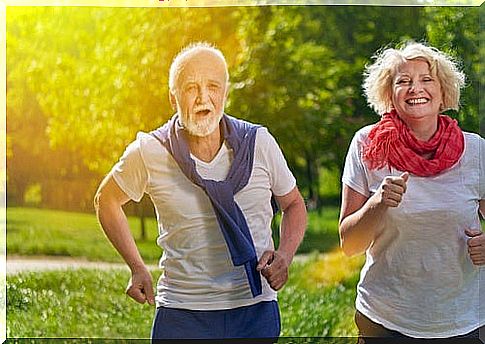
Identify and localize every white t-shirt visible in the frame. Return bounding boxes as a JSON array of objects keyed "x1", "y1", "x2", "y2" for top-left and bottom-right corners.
[
  {"x1": 111, "y1": 126, "x2": 296, "y2": 310},
  {"x1": 342, "y1": 125, "x2": 485, "y2": 338}
]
